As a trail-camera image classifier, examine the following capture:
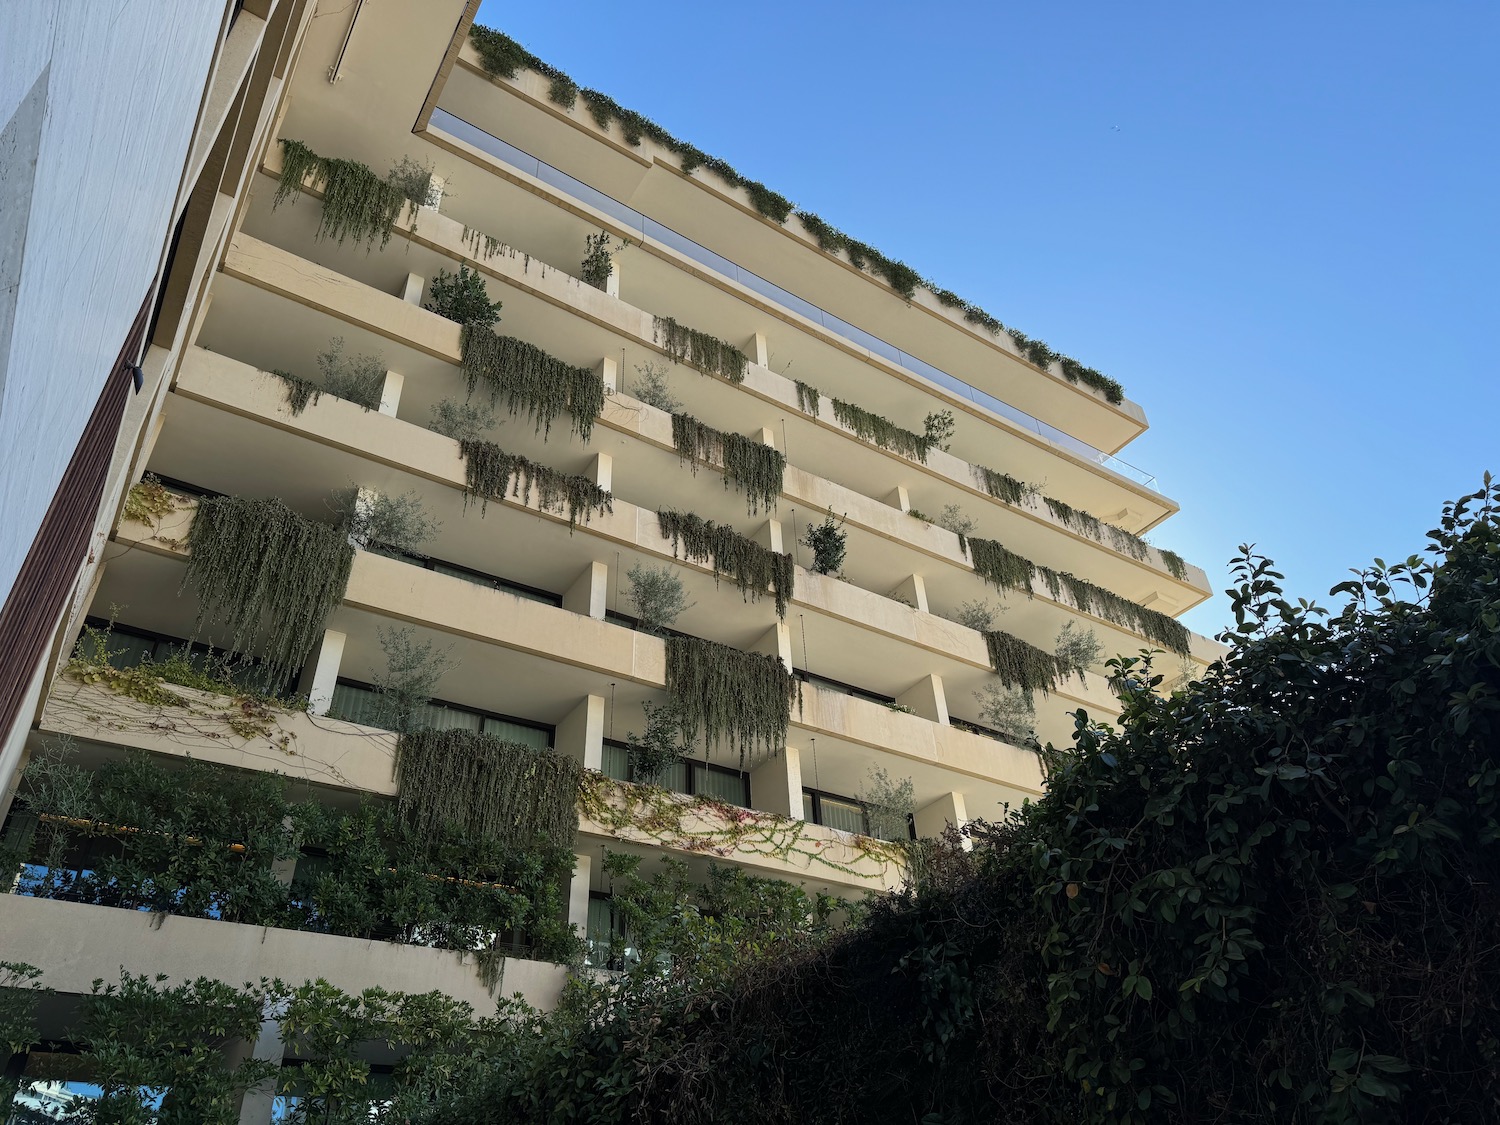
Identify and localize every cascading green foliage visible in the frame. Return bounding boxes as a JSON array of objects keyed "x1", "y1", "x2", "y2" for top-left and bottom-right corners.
[
  {"x1": 269, "y1": 368, "x2": 320, "y2": 416},
  {"x1": 396, "y1": 729, "x2": 581, "y2": 850},
  {"x1": 183, "y1": 495, "x2": 354, "y2": 688},
  {"x1": 459, "y1": 325, "x2": 604, "y2": 440},
  {"x1": 657, "y1": 509, "x2": 794, "y2": 618},
  {"x1": 966, "y1": 535, "x2": 1192, "y2": 656},
  {"x1": 671, "y1": 413, "x2": 785, "y2": 515},
  {"x1": 973, "y1": 464, "x2": 1036, "y2": 507},
  {"x1": 1044, "y1": 496, "x2": 1151, "y2": 562},
  {"x1": 794, "y1": 380, "x2": 822, "y2": 417},
  {"x1": 982, "y1": 629, "x2": 1071, "y2": 696},
  {"x1": 1035, "y1": 566, "x2": 1191, "y2": 657},
  {"x1": 465, "y1": 25, "x2": 1126, "y2": 402},
  {"x1": 458, "y1": 439, "x2": 612, "y2": 528},
  {"x1": 274, "y1": 139, "x2": 417, "y2": 250},
  {"x1": 830, "y1": 398, "x2": 933, "y2": 462},
  {"x1": 1160, "y1": 549, "x2": 1188, "y2": 581},
  {"x1": 665, "y1": 635, "x2": 797, "y2": 766},
  {"x1": 966, "y1": 537, "x2": 1037, "y2": 595},
  {"x1": 655, "y1": 316, "x2": 748, "y2": 384}
]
